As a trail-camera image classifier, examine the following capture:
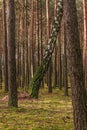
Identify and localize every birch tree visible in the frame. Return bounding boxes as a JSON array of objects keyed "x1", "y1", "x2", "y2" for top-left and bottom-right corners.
[{"x1": 30, "y1": 0, "x2": 63, "y2": 98}]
